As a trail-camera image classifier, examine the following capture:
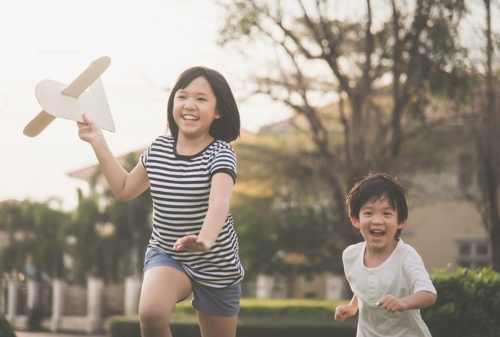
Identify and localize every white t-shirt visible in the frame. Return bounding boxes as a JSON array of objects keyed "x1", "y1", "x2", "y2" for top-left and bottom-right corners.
[{"x1": 342, "y1": 239, "x2": 436, "y2": 337}]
